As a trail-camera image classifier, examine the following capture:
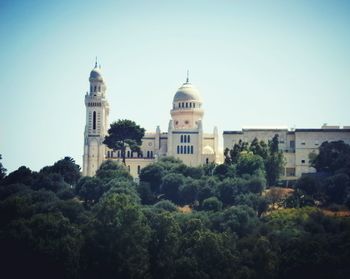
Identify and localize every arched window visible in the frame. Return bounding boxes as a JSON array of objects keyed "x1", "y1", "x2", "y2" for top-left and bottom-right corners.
[
  {"x1": 187, "y1": 135, "x2": 190, "y2": 142},
  {"x1": 178, "y1": 103, "x2": 181, "y2": 108},
  {"x1": 184, "y1": 146, "x2": 187, "y2": 154},
  {"x1": 206, "y1": 158, "x2": 209, "y2": 164},
  {"x1": 177, "y1": 145, "x2": 180, "y2": 154},
  {"x1": 182, "y1": 102, "x2": 184, "y2": 107},
  {"x1": 191, "y1": 145, "x2": 194, "y2": 154},
  {"x1": 186, "y1": 102, "x2": 188, "y2": 108},
  {"x1": 150, "y1": 151, "x2": 153, "y2": 158},
  {"x1": 131, "y1": 151, "x2": 134, "y2": 158},
  {"x1": 187, "y1": 146, "x2": 190, "y2": 154},
  {"x1": 127, "y1": 150, "x2": 130, "y2": 158},
  {"x1": 111, "y1": 151, "x2": 114, "y2": 157},
  {"x1": 180, "y1": 135, "x2": 183, "y2": 143},
  {"x1": 137, "y1": 165, "x2": 141, "y2": 174},
  {"x1": 183, "y1": 135, "x2": 186, "y2": 143},
  {"x1": 180, "y1": 146, "x2": 183, "y2": 154},
  {"x1": 147, "y1": 151, "x2": 150, "y2": 158},
  {"x1": 93, "y1": 111, "x2": 96, "y2": 130}
]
